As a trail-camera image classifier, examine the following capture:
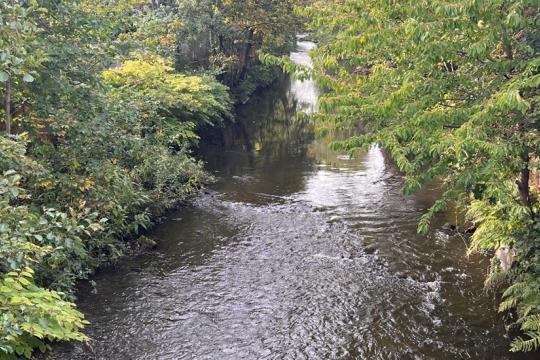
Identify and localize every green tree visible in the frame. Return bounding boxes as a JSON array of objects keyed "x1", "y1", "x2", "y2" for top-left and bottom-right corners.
[
  {"x1": 0, "y1": 139, "x2": 90, "y2": 358},
  {"x1": 218, "y1": 0, "x2": 300, "y2": 80},
  {"x1": 125, "y1": 0, "x2": 301, "y2": 88},
  {"x1": 0, "y1": 0, "x2": 235, "y2": 356},
  {"x1": 0, "y1": 1, "x2": 42, "y2": 135},
  {"x1": 299, "y1": 0, "x2": 540, "y2": 352}
]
